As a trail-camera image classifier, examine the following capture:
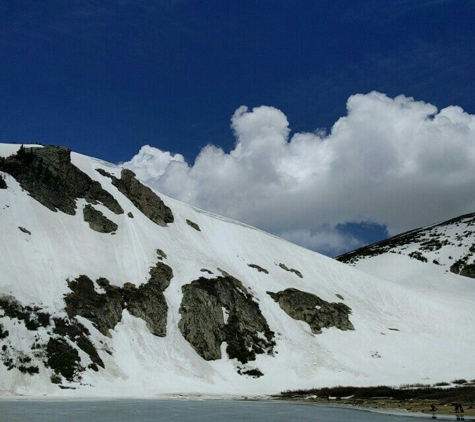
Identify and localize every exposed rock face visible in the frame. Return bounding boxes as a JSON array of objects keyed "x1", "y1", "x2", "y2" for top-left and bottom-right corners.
[
  {"x1": 83, "y1": 204, "x2": 118, "y2": 233},
  {"x1": 0, "y1": 174, "x2": 6, "y2": 189},
  {"x1": 268, "y1": 288, "x2": 354, "y2": 334},
  {"x1": 0, "y1": 146, "x2": 123, "y2": 215},
  {"x1": 106, "y1": 169, "x2": 173, "y2": 227},
  {"x1": 64, "y1": 261, "x2": 173, "y2": 337},
  {"x1": 125, "y1": 263, "x2": 172, "y2": 336},
  {"x1": 179, "y1": 275, "x2": 275, "y2": 363}
]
